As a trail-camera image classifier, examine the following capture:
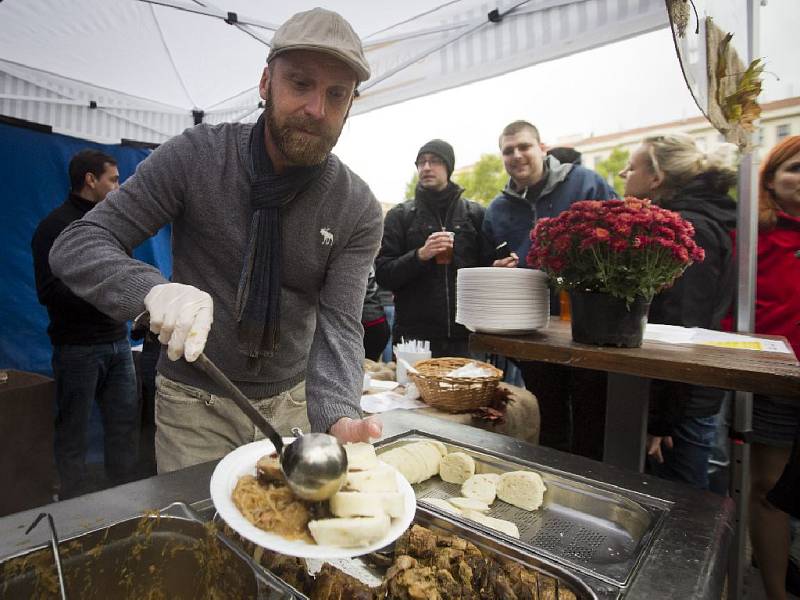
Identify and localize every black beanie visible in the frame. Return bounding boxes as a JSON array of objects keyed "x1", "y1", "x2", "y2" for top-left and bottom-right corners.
[{"x1": 416, "y1": 139, "x2": 455, "y2": 178}]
